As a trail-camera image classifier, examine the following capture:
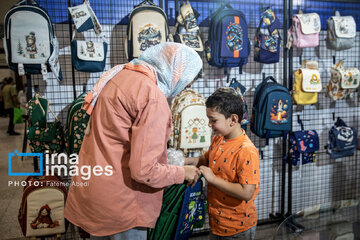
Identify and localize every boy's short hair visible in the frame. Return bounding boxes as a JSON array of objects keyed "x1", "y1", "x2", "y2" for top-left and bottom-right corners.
[{"x1": 205, "y1": 87, "x2": 244, "y2": 123}]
